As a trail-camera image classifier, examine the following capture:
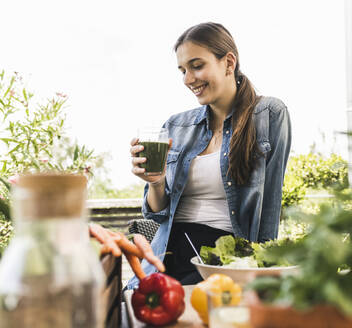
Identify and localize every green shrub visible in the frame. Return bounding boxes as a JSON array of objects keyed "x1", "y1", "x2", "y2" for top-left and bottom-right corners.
[
  {"x1": 282, "y1": 153, "x2": 348, "y2": 208},
  {"x1": 281, "y1": 174, "x2": 307, "y2": 208}
]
